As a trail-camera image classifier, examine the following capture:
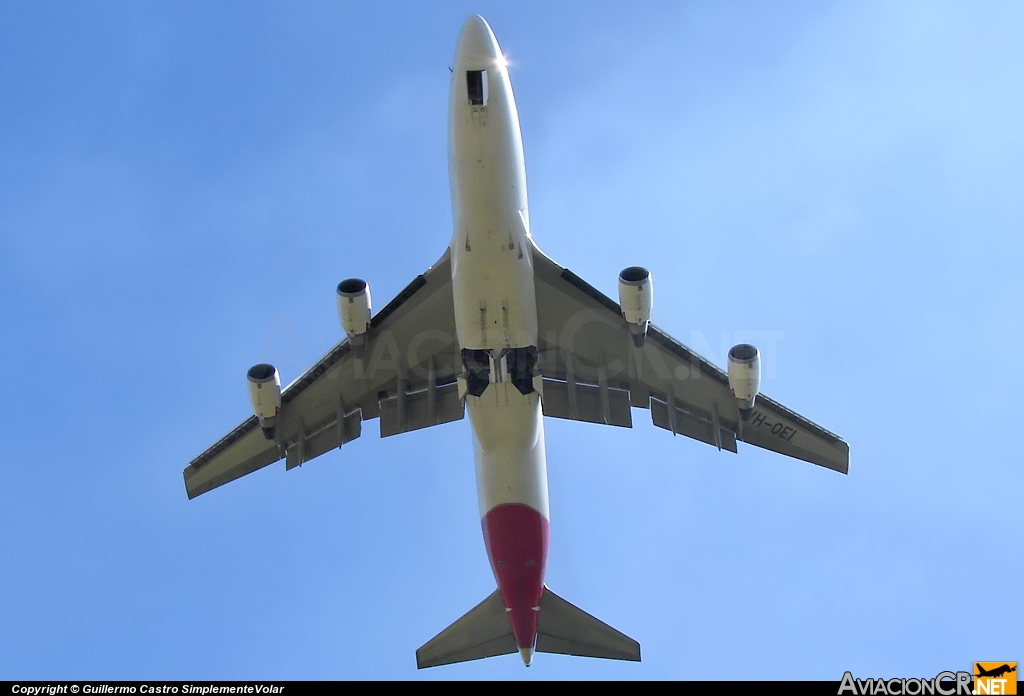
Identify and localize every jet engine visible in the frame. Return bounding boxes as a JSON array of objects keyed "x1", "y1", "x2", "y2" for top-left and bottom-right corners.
[
  {"x1": 337, "y1": 278, "x2": 372, "y2": 339},
  {"x1": 247, "y1": 363, "x2": 282, "y2": 439},
  {"x1": 727, "y1": 344, "x2": 761, "y2": 420},
  {"x1": 618, "y1": 266, "x2": 653, "y2": 347}
]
